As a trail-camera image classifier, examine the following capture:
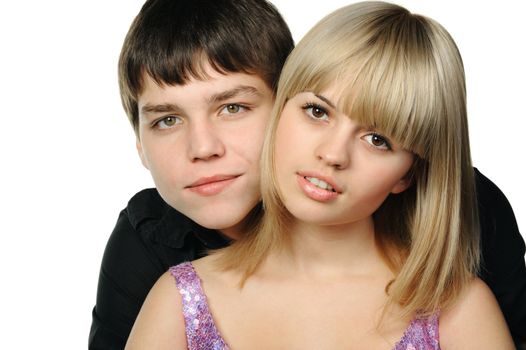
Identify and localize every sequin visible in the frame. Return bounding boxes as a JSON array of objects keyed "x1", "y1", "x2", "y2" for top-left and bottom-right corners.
[
  {"x1": 170, "y1": 263, "x2": 229, "y2": 350},
  {"x1": 393, "y1": 313, "x2": 440, "y2": 350},
  {"x1": 170, "y1": 262, "x2": 440, "y2": 350}
]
